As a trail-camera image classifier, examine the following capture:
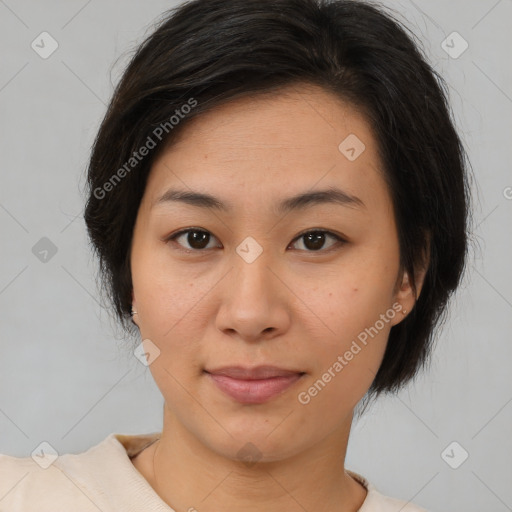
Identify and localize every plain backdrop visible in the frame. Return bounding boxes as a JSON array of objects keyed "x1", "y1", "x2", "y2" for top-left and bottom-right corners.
[{"x1": 1, "y1": 1, "x2": 511, "y2": 511}]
